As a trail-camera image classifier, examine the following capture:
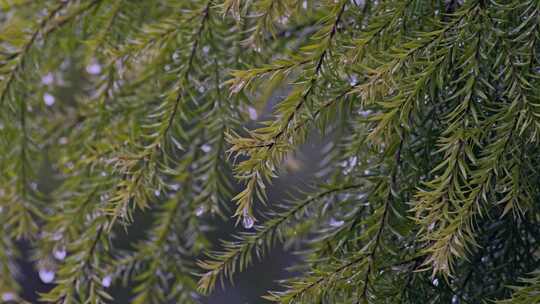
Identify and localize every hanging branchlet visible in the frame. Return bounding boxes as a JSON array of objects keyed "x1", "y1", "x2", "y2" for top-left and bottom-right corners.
[
  {"x1": 2, "y1": 0, "x2": 540, "y2": 303},
  {"x1": 227, "y1": 0, "x2": 349, "y2": 223},
  {"x1": 103, "y1": 1, "x2": 214, "y2": 226},
  {"x1": 497, "y1": 270, "x2": 540, "y2": 304},
  {"x1": 197, "y1": 183, "x2": 364, "y2": 294}
]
